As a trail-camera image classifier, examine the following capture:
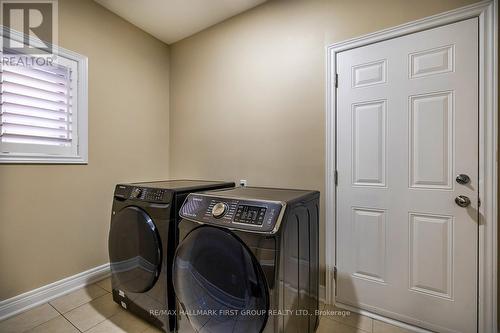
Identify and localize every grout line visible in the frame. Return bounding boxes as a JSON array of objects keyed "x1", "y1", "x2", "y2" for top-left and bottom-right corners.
[
  {"x1": 60, "y1": 292, "x2": 109, "y2": 315},
  {"x1": 80, "y1": 299, "x2": 134, "y2": 333},
  {"x1": 80, "y1": 310, "x2": 125, "y2": 333},
  {"x1": 48, "y1": 302, "x2": 61, "y2": 315},
  {"x1": 15, "y1": 303, "x2": 58, "y2": 333},
  {"x1": 47, "y1": 303, "x2": 83, "y2": 333},
  {"x1": 66, "y1": 315, "x2": 84, "y2": 333},
  {"x1": 0, "y1": 303, "x2": 58, "y2": 332},
  {"x1": 51, "y1": 284, "x2": 110, "y2": 316},
  {"x1": 80, "y1": 318, "x2": 103, "y2": 332},
  {"x1": 65, "y1": 293, "x2": 118, "y2": 333},
  {"x1": 92, "y1": 281, "x2": 110, "y2": 294},
  {"x1": 95, "y1": 277, "x2": 113, "y2": 293},
  {"x1": 3, "y1": 281, "x2": 113, "y2": 333}
]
